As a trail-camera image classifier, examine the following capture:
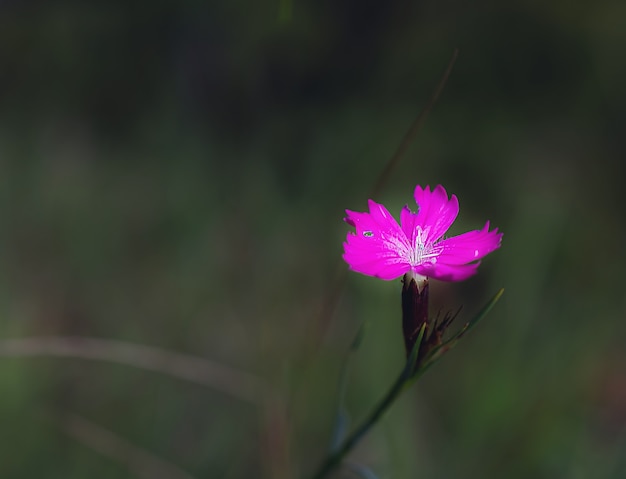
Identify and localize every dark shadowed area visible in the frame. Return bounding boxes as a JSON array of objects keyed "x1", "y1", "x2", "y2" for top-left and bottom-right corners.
[{"x1": 1, "y1": 1, "x2": 625, "y2": 478}]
